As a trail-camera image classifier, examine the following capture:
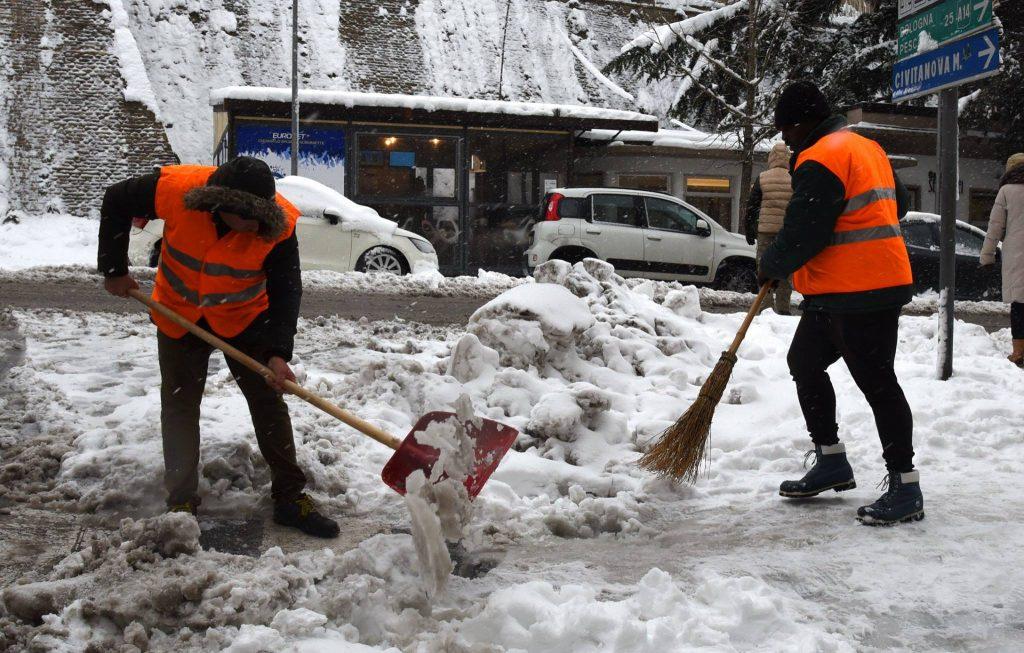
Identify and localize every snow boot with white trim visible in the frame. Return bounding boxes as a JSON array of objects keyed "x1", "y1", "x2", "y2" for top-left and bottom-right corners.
[
  {"x1": 856, "y1": 470, "x2": 924, "y2": 525},
  {"x1": 779, "y1": 443, "x2": 856, "y2": 498}
]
